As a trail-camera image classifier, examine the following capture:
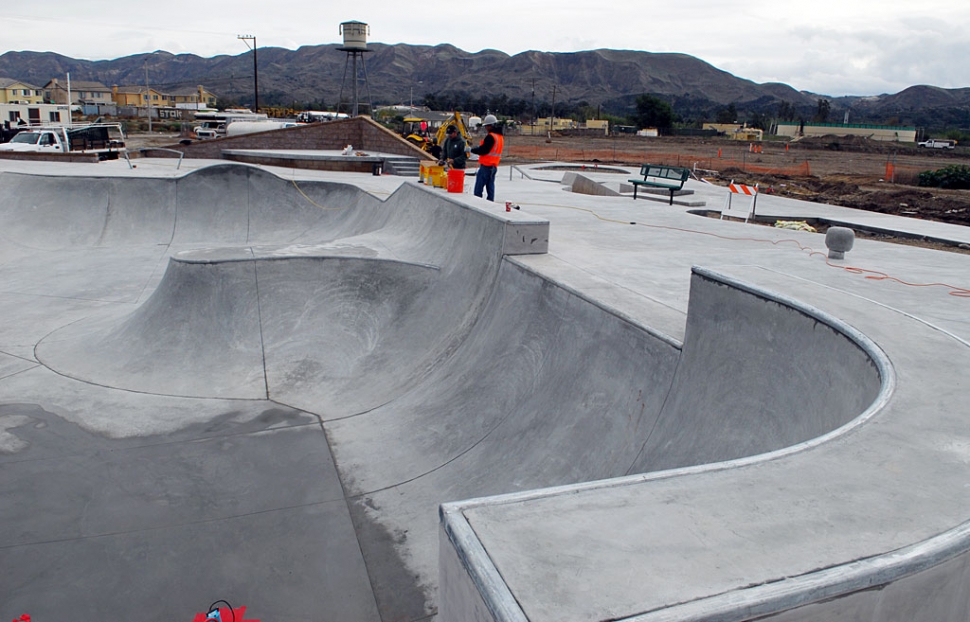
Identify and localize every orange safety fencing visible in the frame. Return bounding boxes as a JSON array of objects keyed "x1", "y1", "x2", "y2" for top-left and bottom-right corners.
[{"x1": 884, "y1": 163, "x2": 925, "y2": 185}]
